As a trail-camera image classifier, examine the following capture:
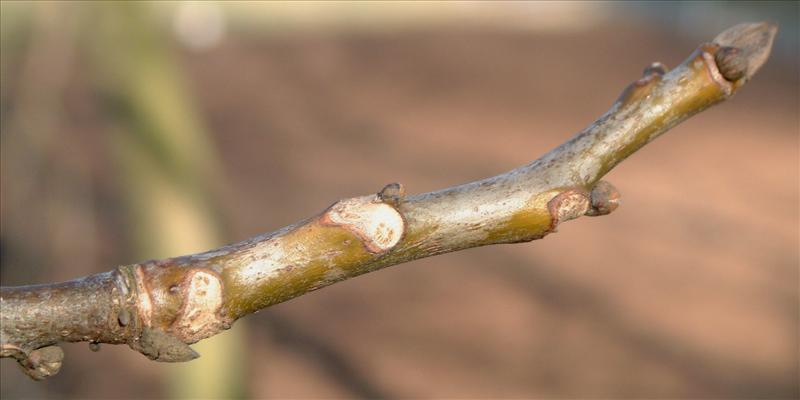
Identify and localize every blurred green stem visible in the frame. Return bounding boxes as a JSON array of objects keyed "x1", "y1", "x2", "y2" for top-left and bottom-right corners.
[{"x1": 86, "y1": 3, "x2": 245, "y2": 398}]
